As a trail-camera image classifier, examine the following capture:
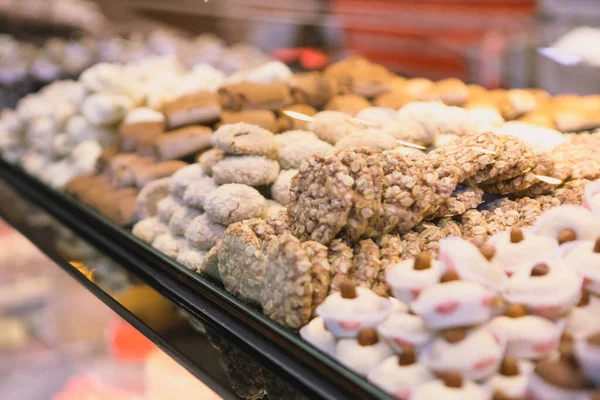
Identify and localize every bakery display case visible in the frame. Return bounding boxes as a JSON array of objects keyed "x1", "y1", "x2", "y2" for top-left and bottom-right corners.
[{"x1": 2, "y1": 1, "x2": 600, "y2": 399}]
